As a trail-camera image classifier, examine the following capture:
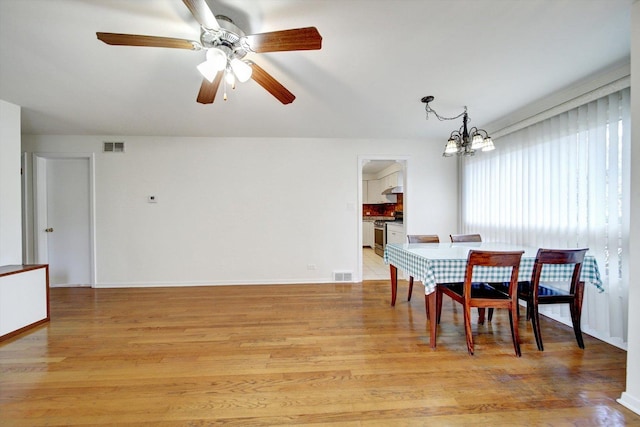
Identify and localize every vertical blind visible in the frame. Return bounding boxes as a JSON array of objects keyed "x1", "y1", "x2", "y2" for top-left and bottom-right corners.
[{"x1": 461, "y1": 87, "x2": 630, "y2": 345}]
